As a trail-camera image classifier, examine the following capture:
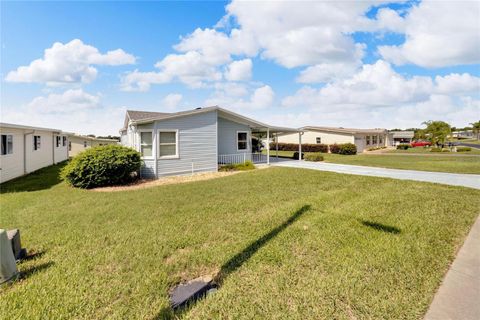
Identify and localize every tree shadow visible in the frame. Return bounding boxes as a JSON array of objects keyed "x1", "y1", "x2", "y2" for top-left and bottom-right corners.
[
  {"x1": 19, "y1": 250, "x2": 47, "y2": 262},
  {"x1": 156, "y1": 205, "x2": 312, "y2": 319},
  {"x1": 361, "y1": 220, "x2": 401, "y2": 234},
  {"x1": 0, "y1": 162, "x2": 66, "y2": 194}
]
